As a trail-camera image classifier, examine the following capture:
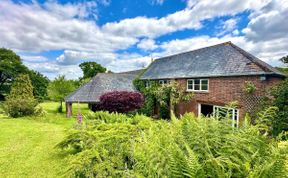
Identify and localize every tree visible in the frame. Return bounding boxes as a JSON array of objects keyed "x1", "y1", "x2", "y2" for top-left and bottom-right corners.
[
  {"x1": 99, "y1": 91, "x2": 144, "y2": 113},
  {"x1": 0, "y1": 48, "x2": 28, "y2": 99},
  {"x1": 48, "y1": 75, "x2": 76, "y2": 112},
  {"x1": 269, "y1": 79, "x2": 288, "y2": 135},
  {"x1": 79, "y1": 62, "x2": 106, "y2": 79},
  {"x1": 134, "y1": 79, "x2": 194, "y2": 119},
  {"x1": 153, "y1": 81, "x2": 194, "y2": 118},
  {"x1": 280, "y1": 55, "x2": 288, "y2": 64},
  {"x1": 28, "y1": 70, "x2": 49, "y2": 101},
  {"x1": 4, "y1": 74, "x2": 37, "y2": 117}
]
